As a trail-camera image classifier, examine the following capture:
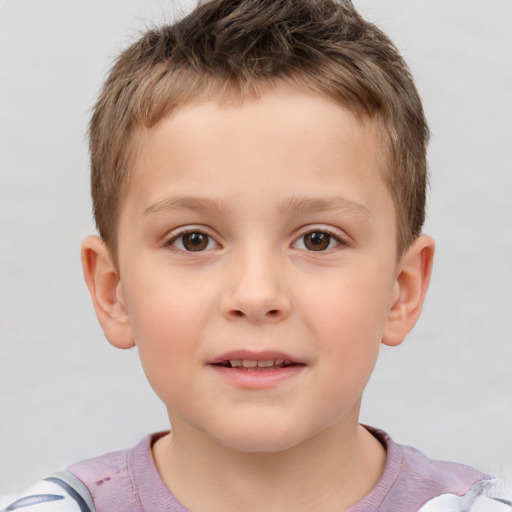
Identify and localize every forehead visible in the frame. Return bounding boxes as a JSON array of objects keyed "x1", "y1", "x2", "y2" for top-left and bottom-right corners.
[{"x1": 122, "y1": 89, "x2": 393, "y2": 229}]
